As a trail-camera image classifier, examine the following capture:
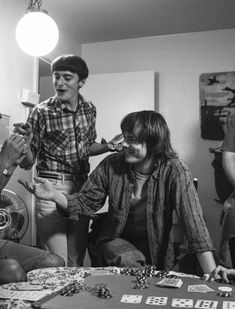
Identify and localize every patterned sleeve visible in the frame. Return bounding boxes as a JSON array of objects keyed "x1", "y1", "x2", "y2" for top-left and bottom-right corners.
[
  {"x1": 88, "y1": 102, "x2": 97, "y2": 145},
  {"x1": 66, "y1": 157, "x2": 109, "y2": 221},
  {"x1": 27, "y1": 106, "x2": 45, "y2": 165},
  {"x1": 222, "y1": 114, "x2": 235, "y2": 152},
  {"x1": 172, "y1": 164, "x2": 214, "y2": 254}
]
